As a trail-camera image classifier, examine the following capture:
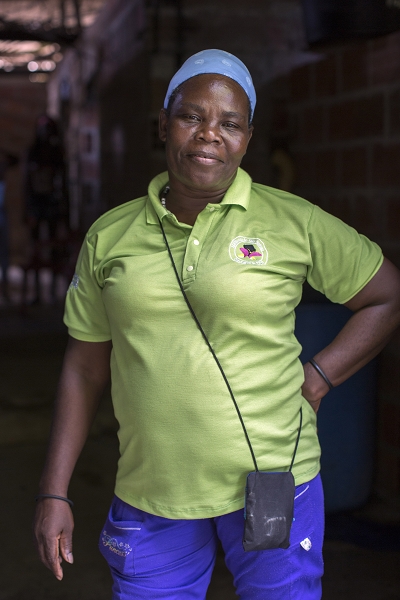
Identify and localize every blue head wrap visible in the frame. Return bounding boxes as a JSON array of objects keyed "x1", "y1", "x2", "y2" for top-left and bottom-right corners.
[{"x1": 164, "y1": 49, "x2": 256, "y2": 121}]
